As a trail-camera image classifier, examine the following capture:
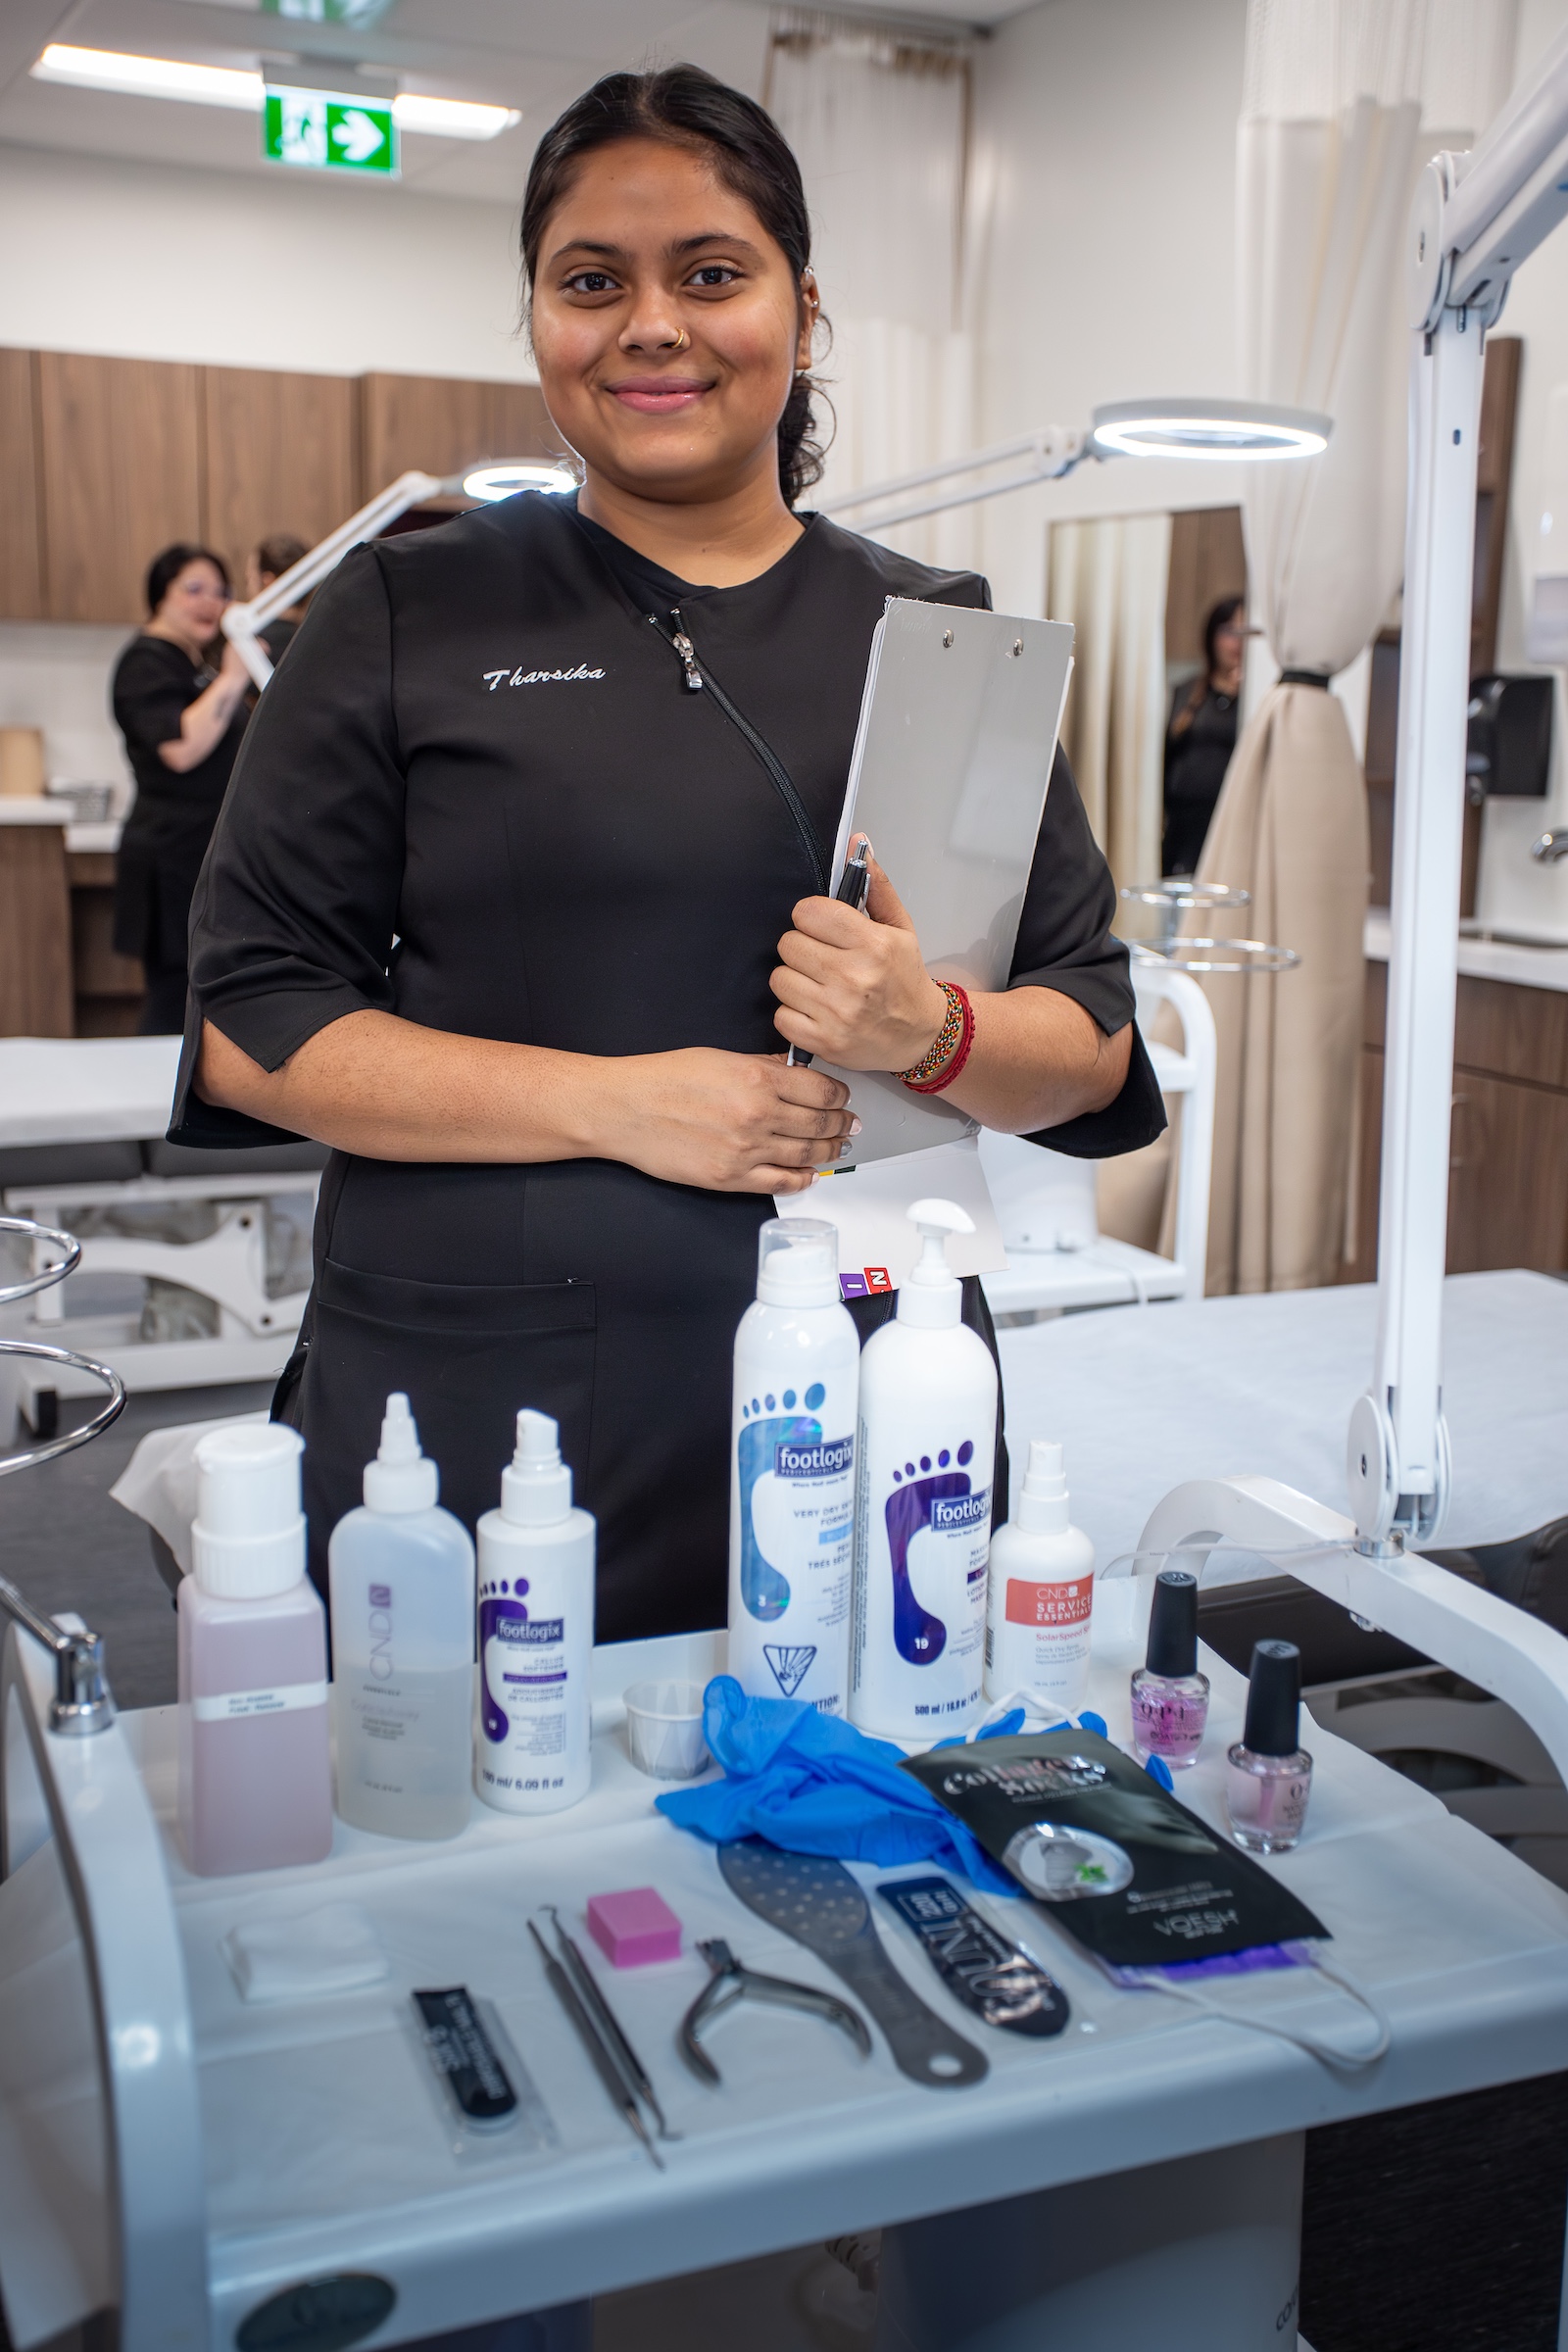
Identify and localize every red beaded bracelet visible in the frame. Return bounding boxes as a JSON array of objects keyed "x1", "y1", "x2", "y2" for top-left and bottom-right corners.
[{"x1": 899, "y1": 983, "x2": 975, "y2": 1095}]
